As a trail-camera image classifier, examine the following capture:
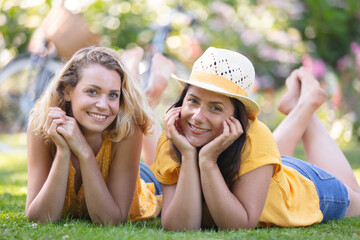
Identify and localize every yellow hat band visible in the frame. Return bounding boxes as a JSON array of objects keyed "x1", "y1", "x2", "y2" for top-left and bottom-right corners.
[{"x1": 189, "y1": 71, "x2": 248, "y2": 97}]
